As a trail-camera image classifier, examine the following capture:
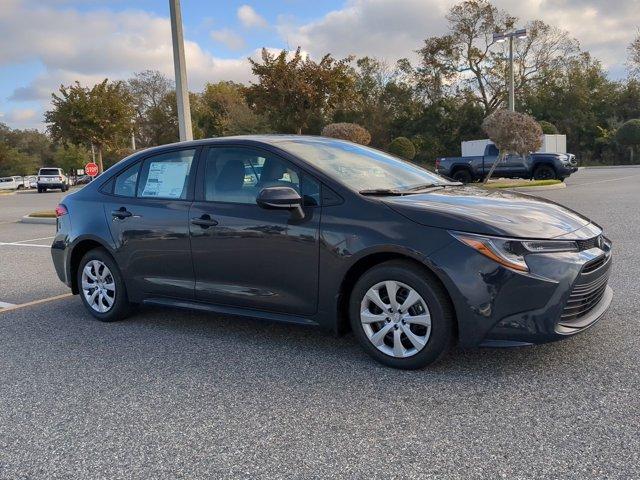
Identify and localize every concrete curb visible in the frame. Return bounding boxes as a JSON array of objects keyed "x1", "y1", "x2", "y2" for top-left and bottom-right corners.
[
  {"x1": 583, "y1": 165, "x2": 640, "y2": 169},
  {"x1": 510, "y1": 182, "x2": 567, "y2": 192},
  {"x1": 20, "y1": 215, "x2": 56, "y2": 225}
]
